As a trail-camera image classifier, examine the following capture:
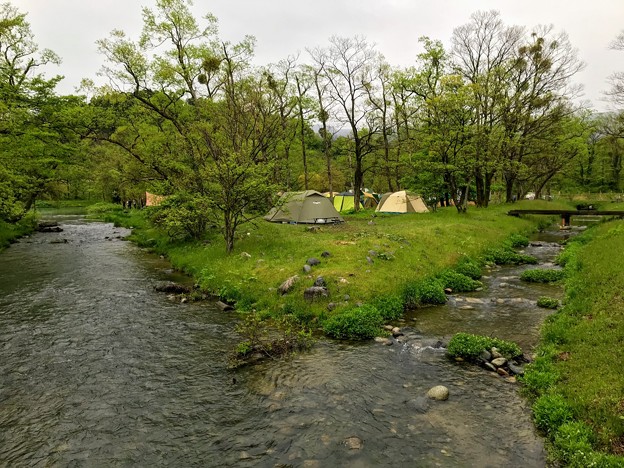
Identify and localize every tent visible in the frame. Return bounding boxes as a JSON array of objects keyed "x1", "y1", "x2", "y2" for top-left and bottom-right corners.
[
  {"x1": 265, "y1": 190, "x2": 344, "y2": 224},
  {"x1": 327, "y1": 191, "x2": 379, "y2": 212},
  {"x1": 376, "y1": 191, "x2": 429, "y2": 214}
]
